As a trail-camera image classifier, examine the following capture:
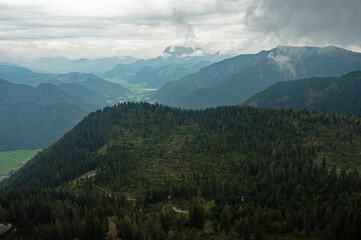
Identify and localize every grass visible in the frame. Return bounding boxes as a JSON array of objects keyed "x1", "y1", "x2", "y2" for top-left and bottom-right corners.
[{"x1": 0, "y1": 149, "x2": 41, "y2": 174}]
